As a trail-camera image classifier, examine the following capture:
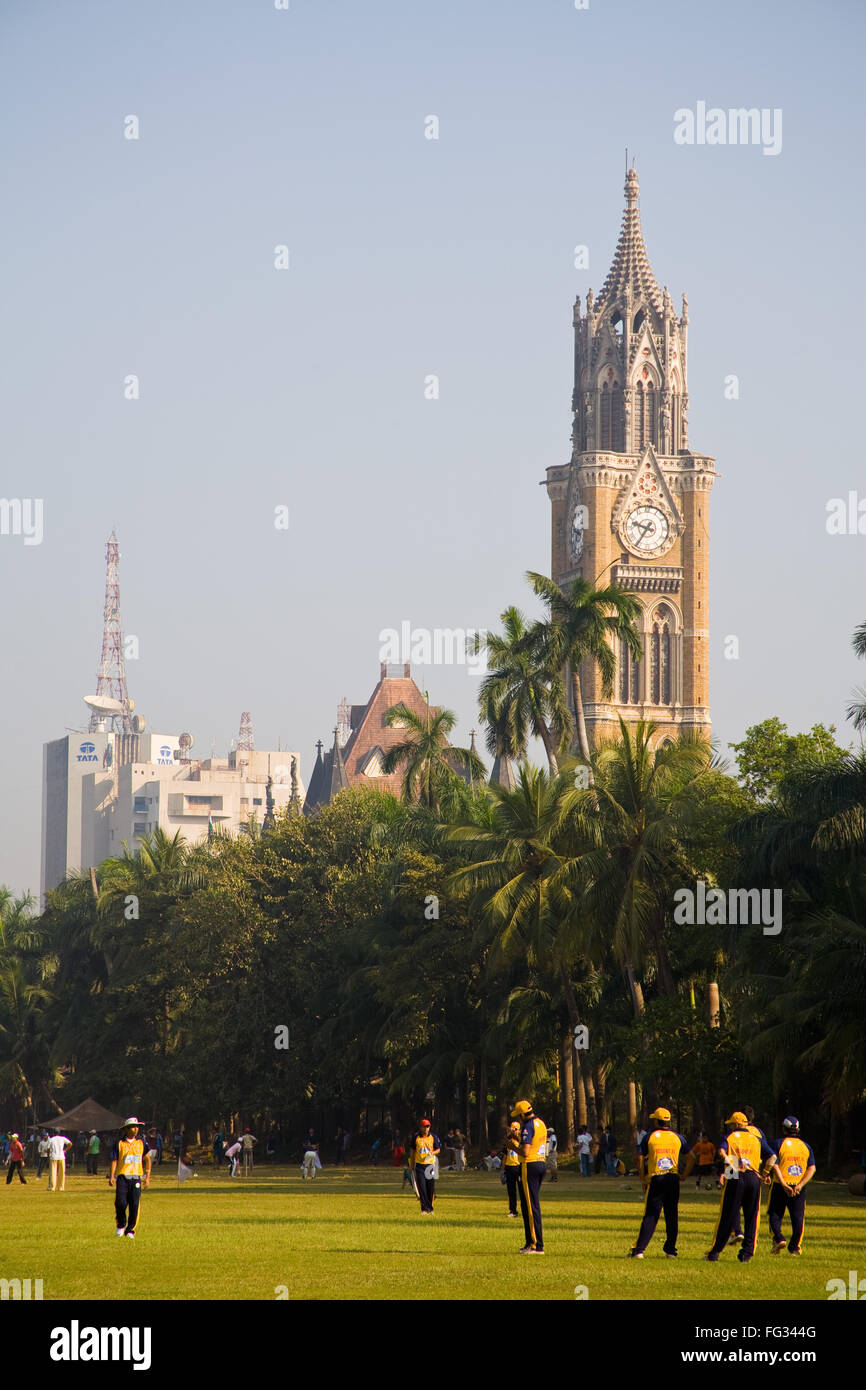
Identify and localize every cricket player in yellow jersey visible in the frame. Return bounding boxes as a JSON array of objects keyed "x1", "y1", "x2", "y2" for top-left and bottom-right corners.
[
  {"x1": 501, "y1": 1120, "x2": 521, "y2": 1218},
  {"x1": 767, "y1": 1116, "x2": 816, "y2": 1255},
  {"x1": 408, "y1": 1119, "x2": 441, "y2": 1214},
  {"x1": 109, "y1": 1117, "x2": 151, "y2": 1238},
  {"x1": 728, "y1": 1105, "x2": 771, "y2": 1247},
  {"x1": 512, "y1": 1099, "x2": 547, "y2": 1253},
  {"x1": 704, "y1": 1112, "x2": 775, "y2": 1263},
  {"x1": 628, "y1": 1108, "x2": 694, "y2": 1258}
]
